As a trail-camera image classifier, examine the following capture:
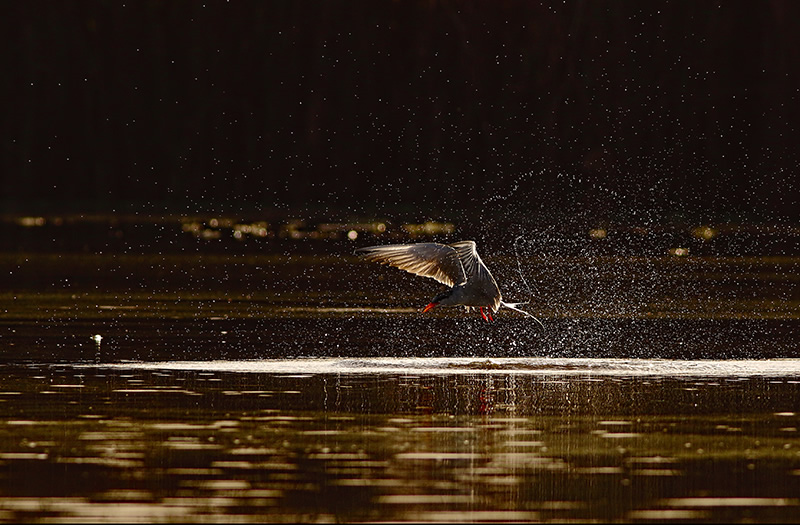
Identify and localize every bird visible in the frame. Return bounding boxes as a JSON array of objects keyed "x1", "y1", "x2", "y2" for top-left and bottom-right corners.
[{"x1": 354, "y1": 240, "x2": 543, "y2": 325}]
